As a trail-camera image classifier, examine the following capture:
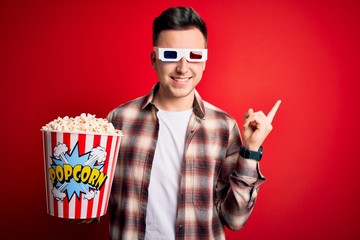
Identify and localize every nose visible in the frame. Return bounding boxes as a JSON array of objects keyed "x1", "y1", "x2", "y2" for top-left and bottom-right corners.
[{"x1": 176, "y1": 57, "x2": 189, "y2": 74}]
